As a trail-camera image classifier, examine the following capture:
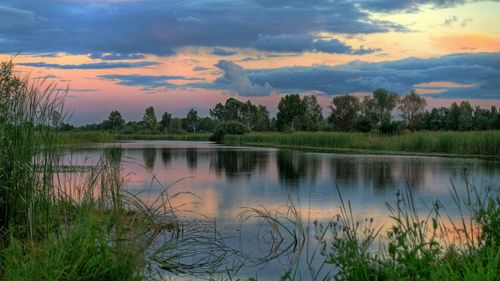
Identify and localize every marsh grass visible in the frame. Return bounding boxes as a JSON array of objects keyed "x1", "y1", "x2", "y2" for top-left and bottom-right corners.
[
  {"x1": 225, "y1": 131, "x2": 500, "y2": 157},
  {"x1": 243, "y1": 181, "x2": 499, "y2": 281},
  {"x1": 0, "y1": 61, "x2": 233, "y2": 281}
]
